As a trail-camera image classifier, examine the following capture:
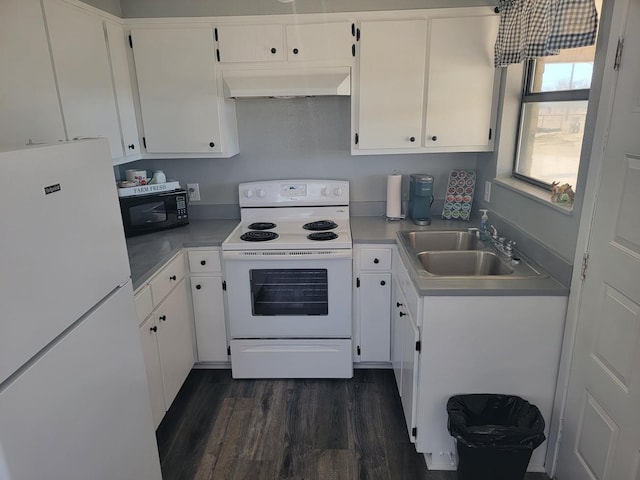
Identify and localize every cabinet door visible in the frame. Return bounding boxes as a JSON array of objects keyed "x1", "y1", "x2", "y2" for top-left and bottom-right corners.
[
  {"x1": 131, "y1": 27, "x2": 223, "y2": 153},
  {"x1": 217, "y1": 24, "x2": 285, "y2": 63},
  {"x1": 285, "y1": 22, "x2": 353, "y2": 62},
  {"x1": 43, "y1": 0, "x2": 123, "y2": 158},
  {"x1": 105, "y1": 21, "x2": 140, "y2": 158},
  {"x1": 424, "y1": 14, "x2": 498, "y2": 150},
  {"x1": 191, "y1": 276, "x2": 228, "y2": 362},
  {"x1": 357, "y1": 20, "x2": 427, "y2": 150},
  {"x1": 392, "y1": 282, "x2": 405, "y2": 394},
  {"x1": 401, "y1": 308, "x2": 420, "y2": 443},
  {"x1": 0, "y1": 0, "x2": 65, "y2": 148},
  {"x1": 139, "y1": 315, "x2": 165, "y2": 429},
  {"x1": 359, "y1": 273, "x2": 392, "y2": 362},
  {"x1": 156, "y1": 279, "x2": 195, "y2": 409}
]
